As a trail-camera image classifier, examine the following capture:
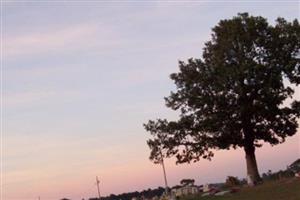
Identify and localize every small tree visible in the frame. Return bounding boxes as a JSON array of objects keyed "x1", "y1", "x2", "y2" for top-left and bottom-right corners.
[
  {"x1": 180, "y1": 179, "x2": 195, "y2": 186},
  {"x1": 144, "y1": 13, "x2": 300, "y2": 185},
  {"x1": 225, "y1": 176, "x2": 240, "y2": 187}
]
